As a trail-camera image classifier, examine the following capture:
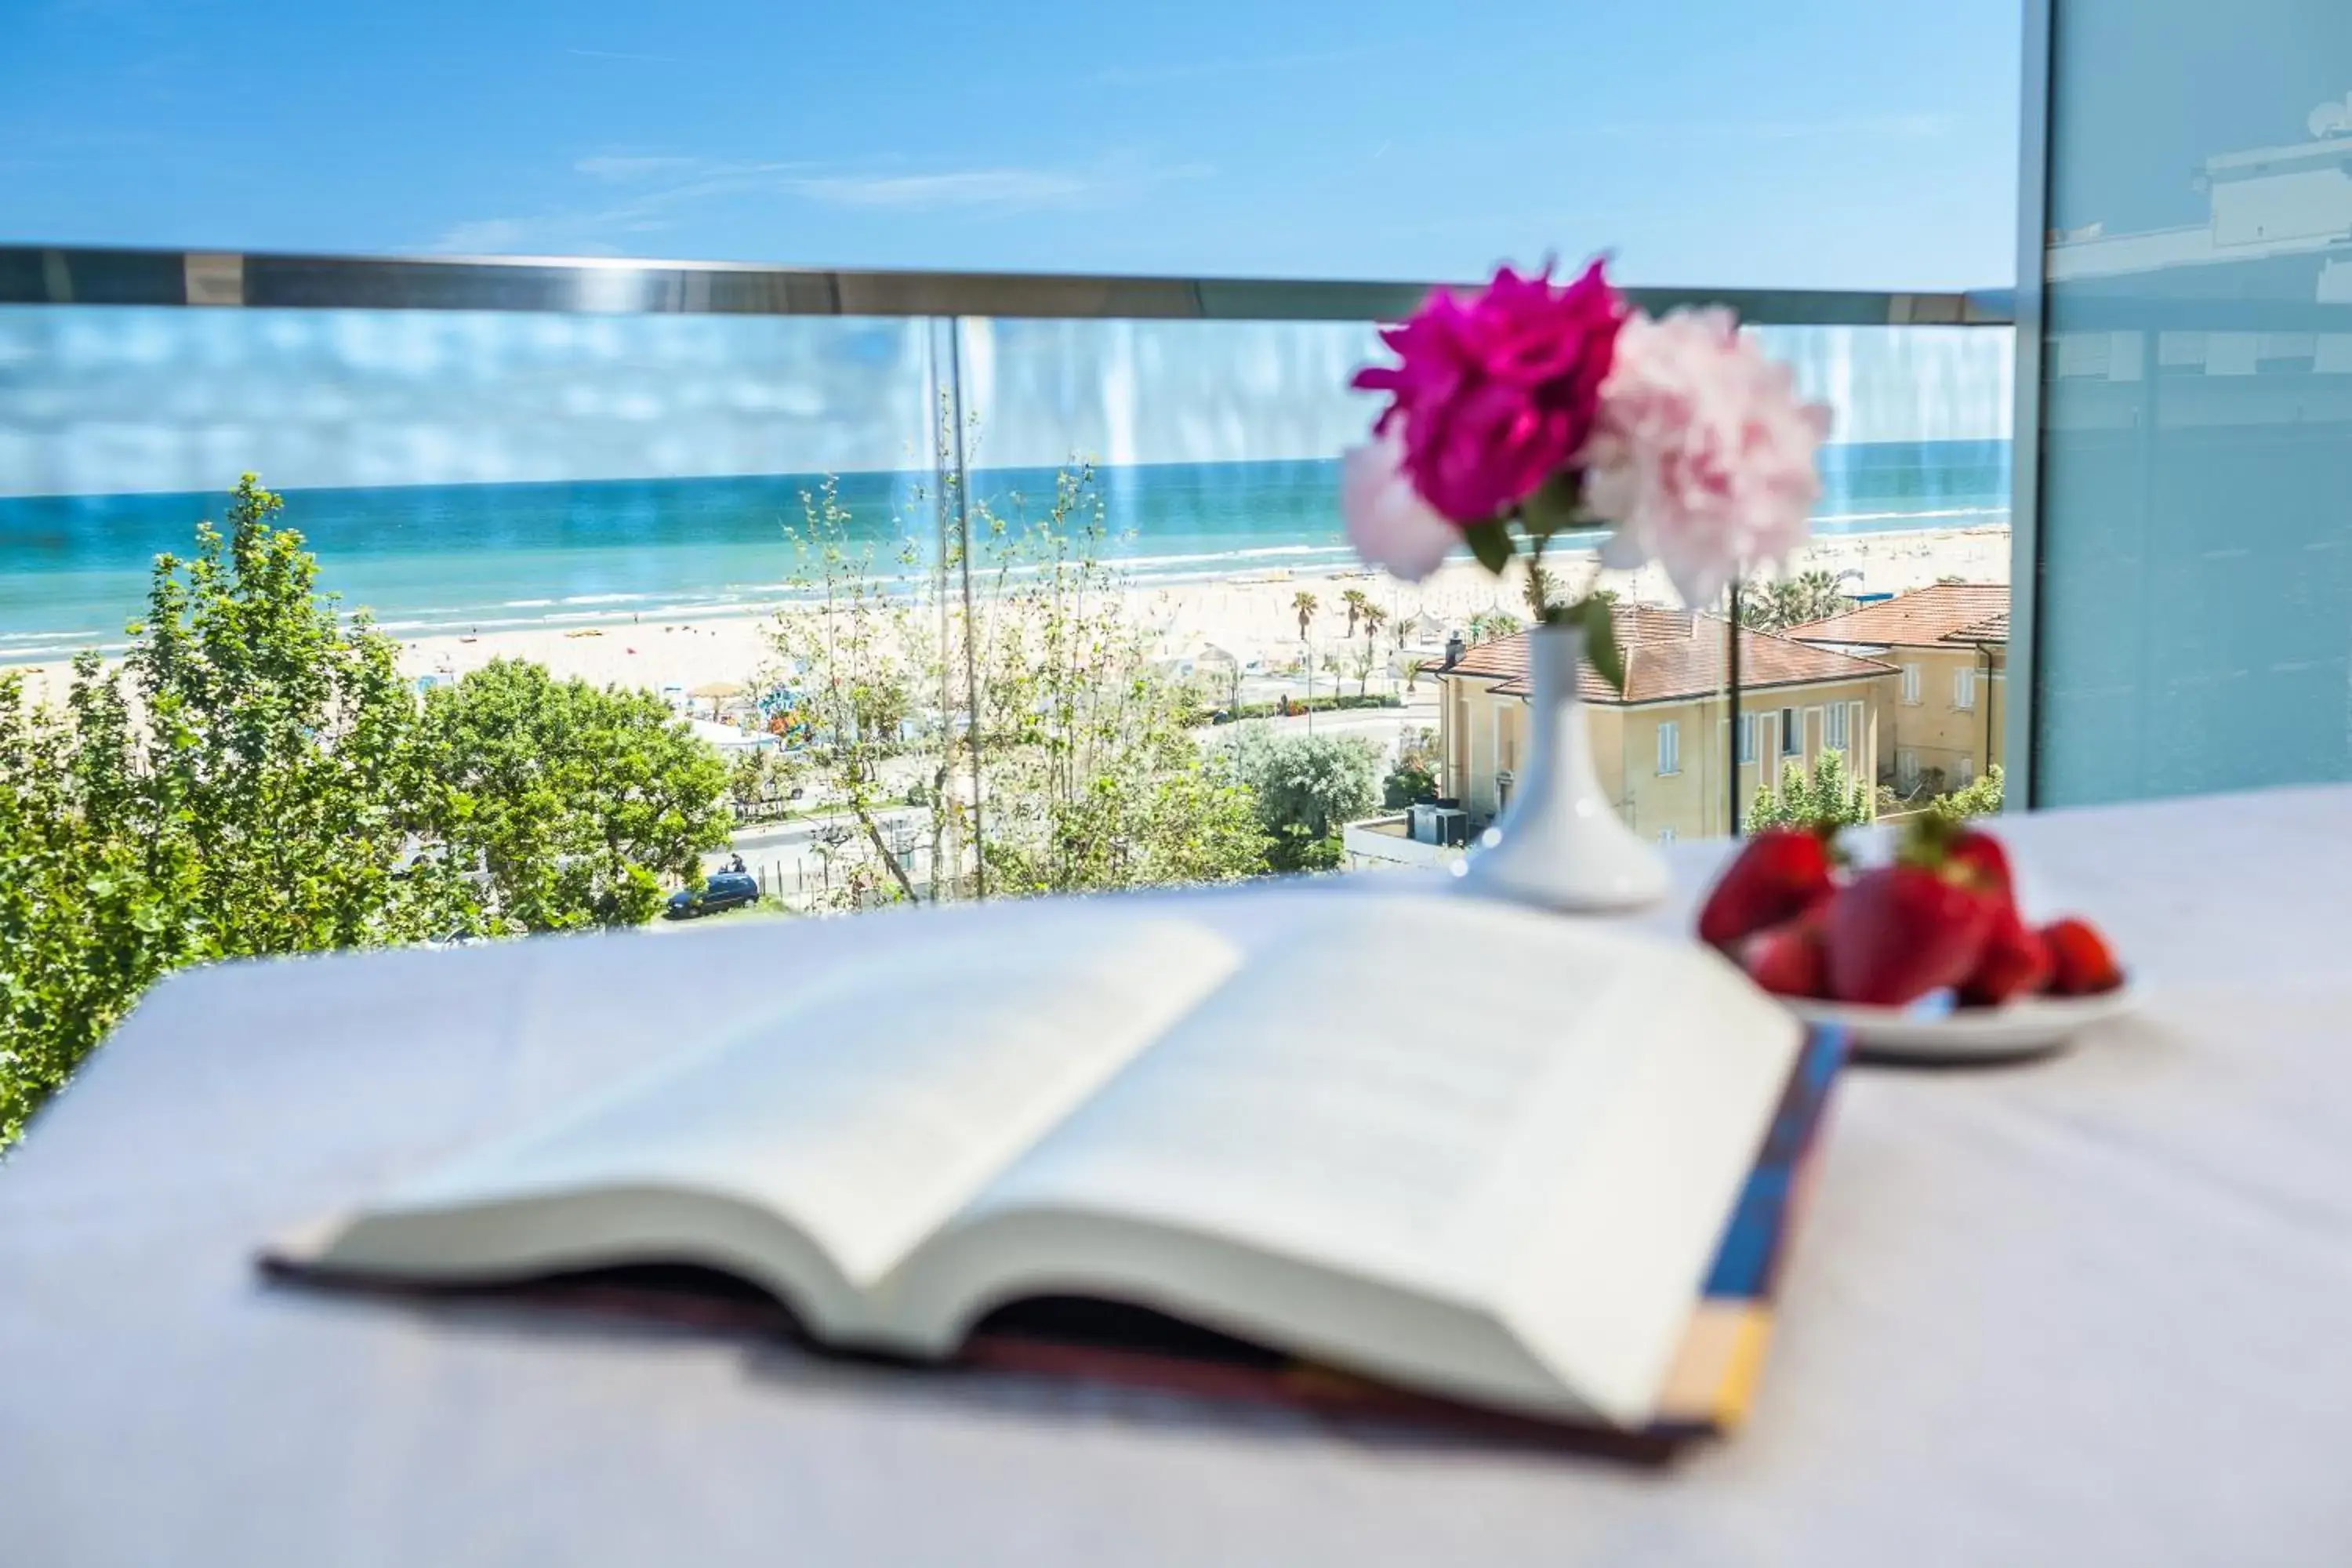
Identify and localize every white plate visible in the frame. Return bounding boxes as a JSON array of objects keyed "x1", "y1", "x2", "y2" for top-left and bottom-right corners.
[{"x1": 1783, "y1": 983, "x2": 2139, "y2": 1062}]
